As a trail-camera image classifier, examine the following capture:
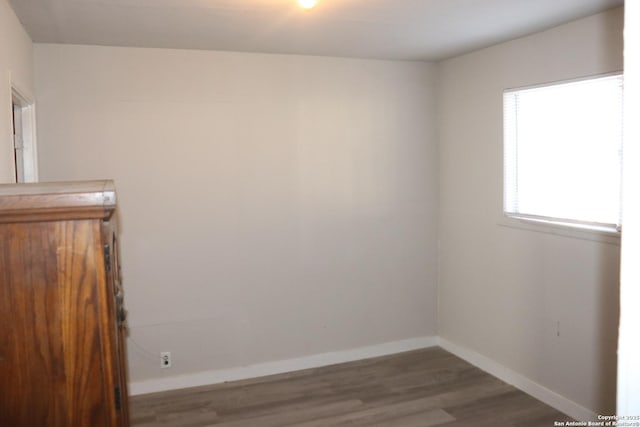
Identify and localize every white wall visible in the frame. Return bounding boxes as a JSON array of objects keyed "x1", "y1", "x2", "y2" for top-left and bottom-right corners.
[
  {"x1": 0, "y1": 0, "x2": 33, "y2": 183},
  {"x1": 437, "y1": 7, "x2": 623, "y2": 416},
  {"x1": 34, "y1": 45, "x2": 439, "y2": 385}
]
